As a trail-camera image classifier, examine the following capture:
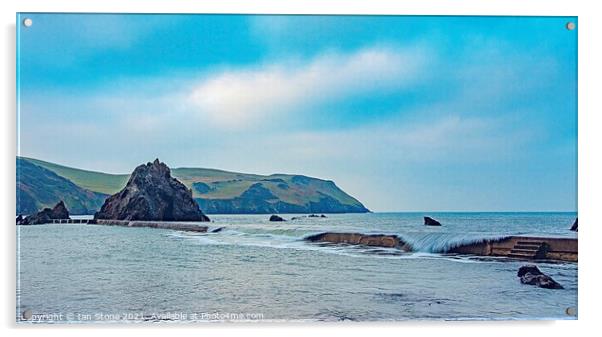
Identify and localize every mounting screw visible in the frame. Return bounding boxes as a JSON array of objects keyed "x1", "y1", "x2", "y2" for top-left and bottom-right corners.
[
  {"x1": 23, "y1": 18, "x2": 32, "y2": 27},
  {"x1": 566, "y1": 22, "x2": 575, "y2": 30}
]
